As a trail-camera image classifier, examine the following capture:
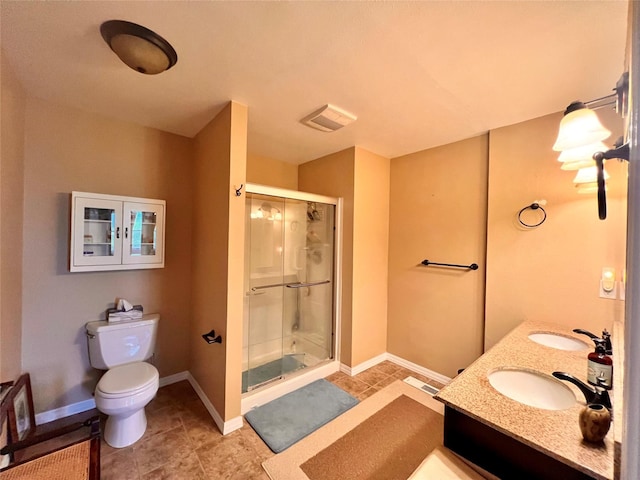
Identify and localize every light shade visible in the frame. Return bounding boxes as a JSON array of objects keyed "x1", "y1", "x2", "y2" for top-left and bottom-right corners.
[
  {"x1": 557, "y1": 141, "x2": 608, "y2": 170},
  {"x1": 572, "y1": 166, "x2": 610, "y2": 185},
  {"x1": 560, "y1": 158, "x2": 596, "y2": 171},
  {"x1": 575, "y1": 182, "x2": 600, "y2": 194},
  {"x1": 101, "y1": 20, "x2": 177, "y2": 75},
  {"x1": 552, "y1": 103, "x2": 611, "y2": 151},
  {"x1": 558, "y1": 141, "x2": 608, "y2": 163}
]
